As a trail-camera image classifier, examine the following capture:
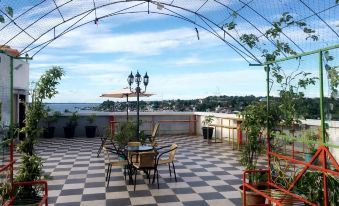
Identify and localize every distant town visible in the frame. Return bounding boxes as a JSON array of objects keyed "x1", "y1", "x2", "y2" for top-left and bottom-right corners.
[{"x1": 90, "y1": 95, "x2": 338, "y2": 120}]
